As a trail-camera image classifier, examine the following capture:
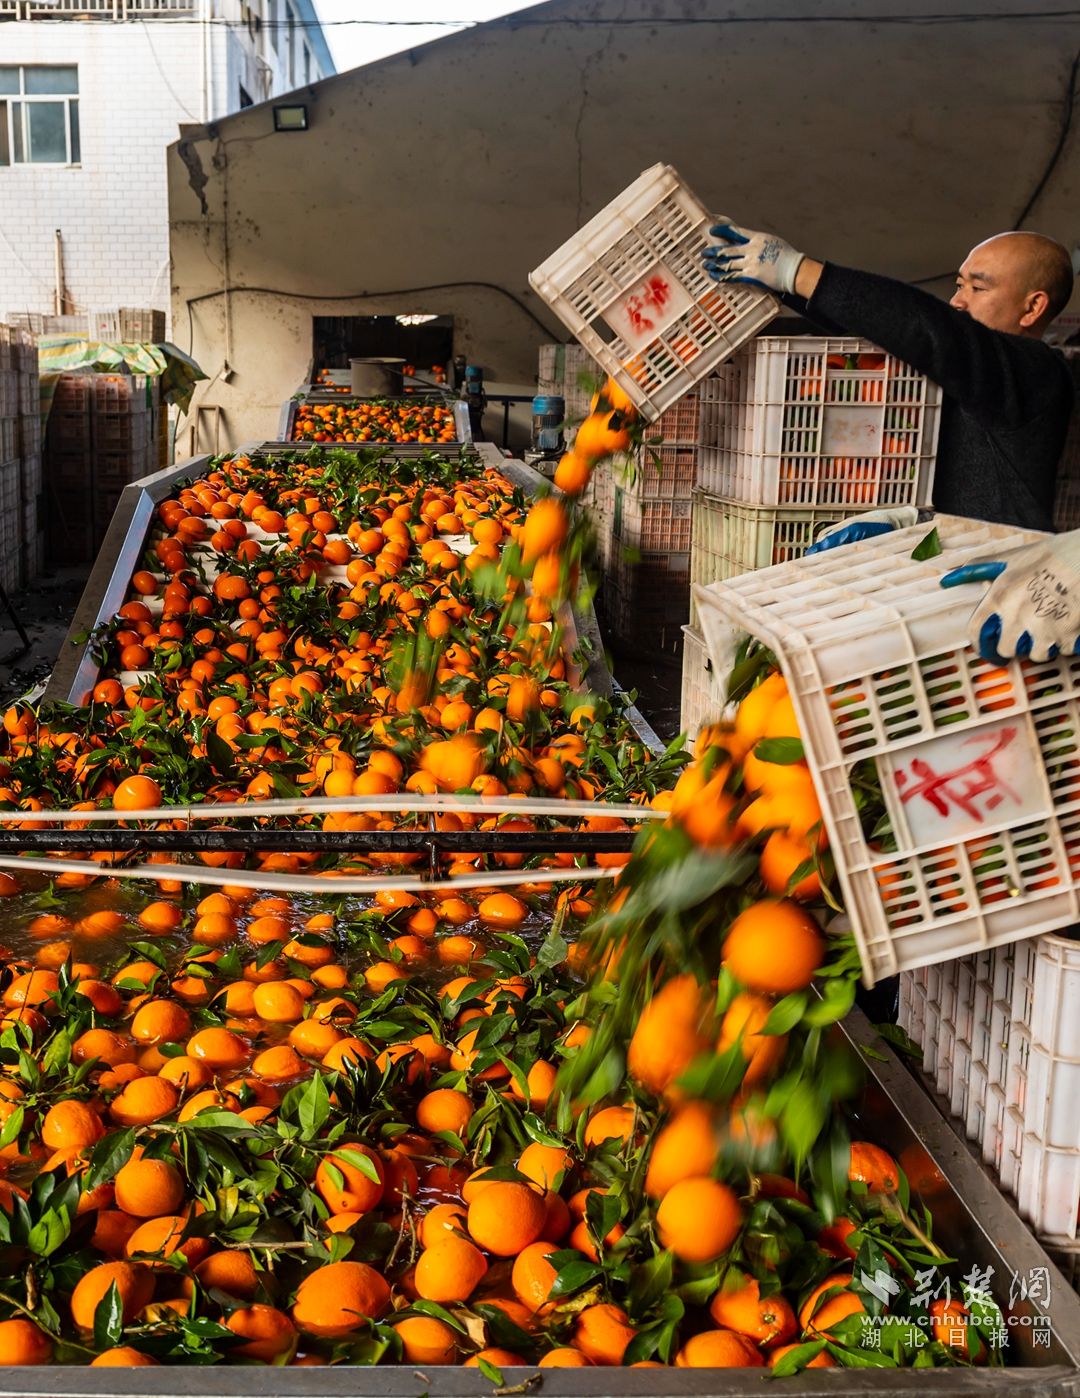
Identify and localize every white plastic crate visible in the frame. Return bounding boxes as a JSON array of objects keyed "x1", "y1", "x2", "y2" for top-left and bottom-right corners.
[
  {"x1": 529, "y1": 164, "x2": 778, "y2": 423},
  {"x1": 1015, "y1": 934, "x2": 1080, "y2": 1242},
  {"x1": 680, "y1": 624, "x2": 726, "y2": 742},
  {"x1": 689, "y1": 489, "x2": 866, "y2": 616},
  {"x1": 694, "y1": 514, "x2": 1080, "y2": 984},
  {"x1": 696, "y1": 338, "x2": 941, "y2": 509}
]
